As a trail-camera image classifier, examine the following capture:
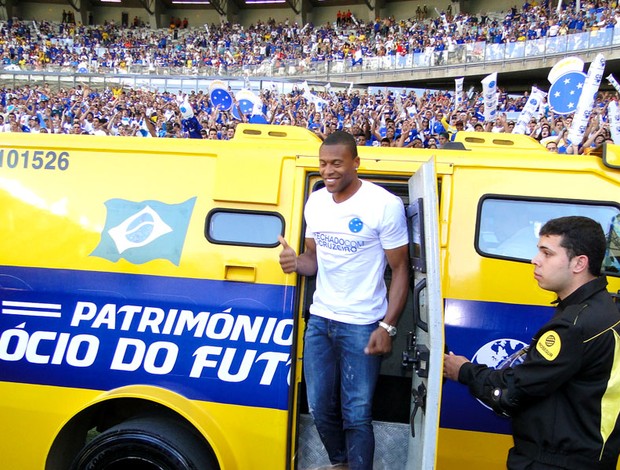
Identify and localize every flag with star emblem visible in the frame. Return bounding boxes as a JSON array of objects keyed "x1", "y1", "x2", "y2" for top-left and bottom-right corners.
[
  {"x1": 209, "y1": 86, "x2": 233, "y2": 111},
  {"x1": 548, "y1": 56, "x2": 584, "y2": 84},
  {"x1": 233, "y1": 89, "x2": 261, "y2": 120},
  {"x1": 548, "y1": 71, "x2": 586, "y2": 115}
]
